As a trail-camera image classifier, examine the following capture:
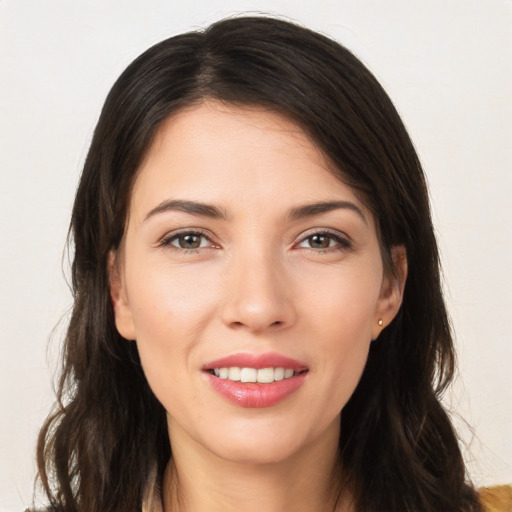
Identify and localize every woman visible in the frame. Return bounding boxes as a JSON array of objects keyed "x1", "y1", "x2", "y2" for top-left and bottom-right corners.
[{"x1": 35, "y1": 15, "x2": 487, "y2": 512}]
